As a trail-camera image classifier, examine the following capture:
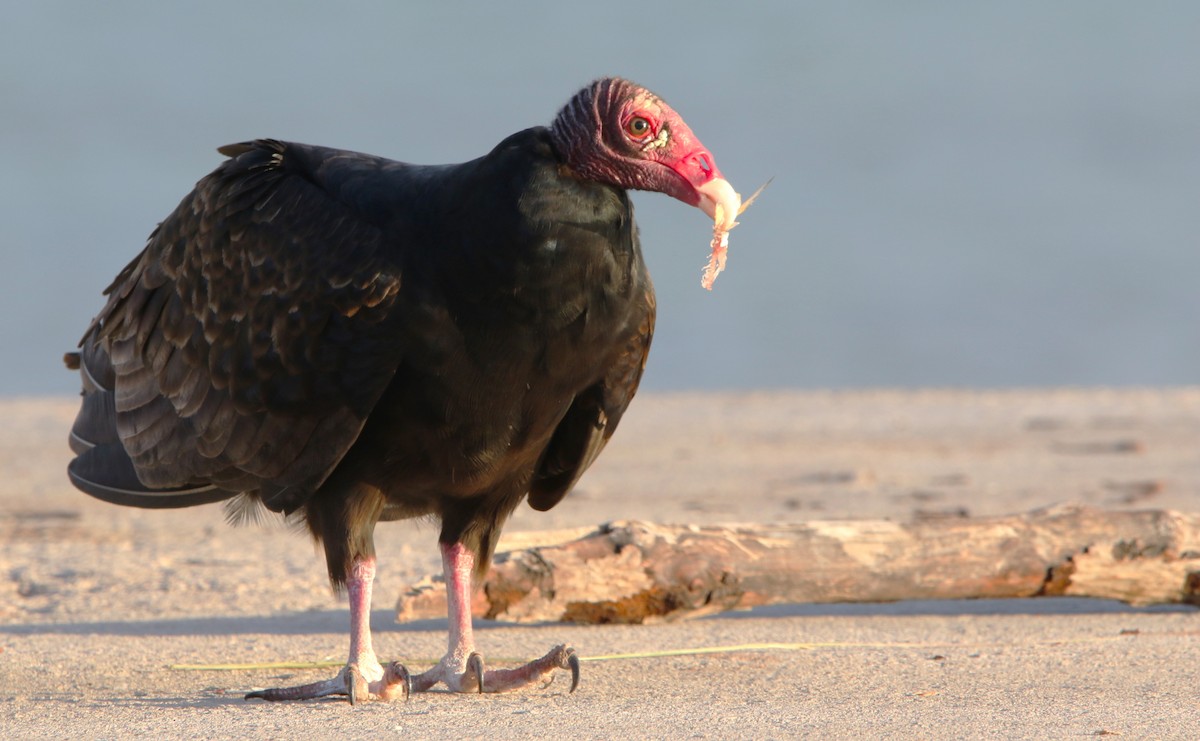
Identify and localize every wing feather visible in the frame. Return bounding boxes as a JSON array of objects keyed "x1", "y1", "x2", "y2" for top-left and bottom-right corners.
[
  {"x1": 527, "y1": 289, "x2": 655, "y2": 511},
  {"x1": 82, "y1": 139, "x2": 408, "y2": 510}
]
